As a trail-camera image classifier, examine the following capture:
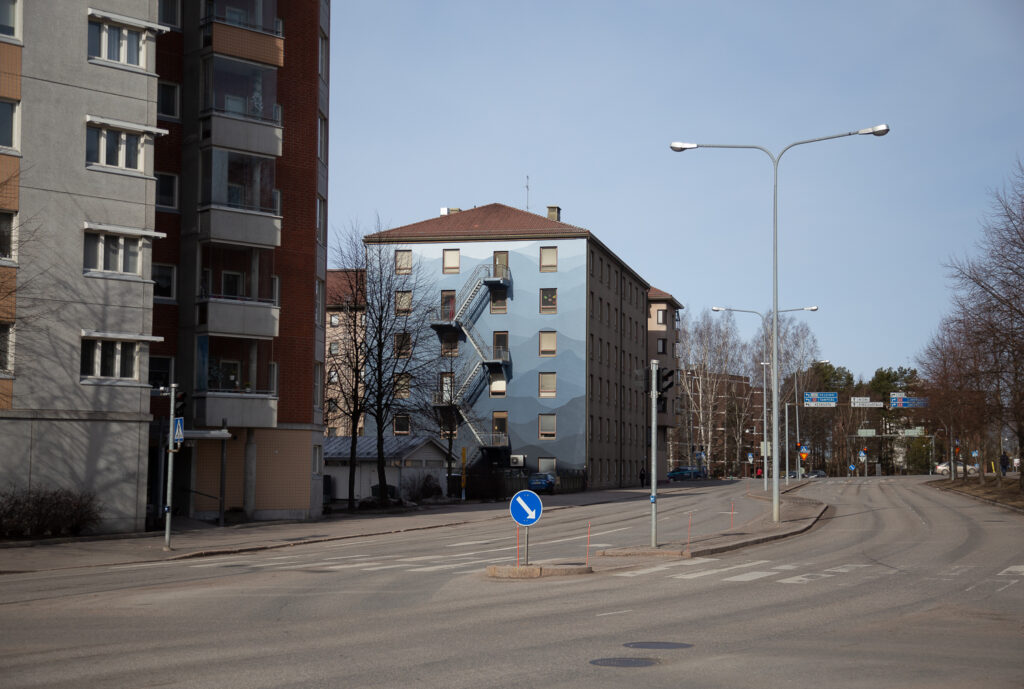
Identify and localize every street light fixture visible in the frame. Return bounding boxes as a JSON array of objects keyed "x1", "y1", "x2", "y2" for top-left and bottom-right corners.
[
  {"x1": 711, "y1": 305, "x2": 818, "y2": 493},
  {"x1": 675, "y1": 125, "x2": 889, "y2": 522}
]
